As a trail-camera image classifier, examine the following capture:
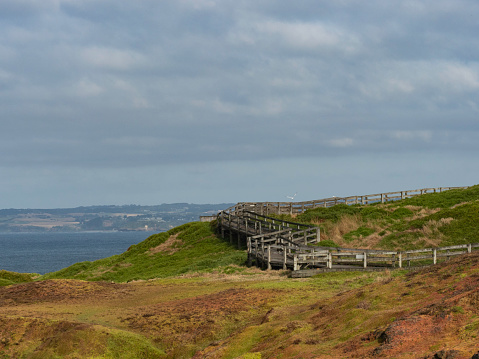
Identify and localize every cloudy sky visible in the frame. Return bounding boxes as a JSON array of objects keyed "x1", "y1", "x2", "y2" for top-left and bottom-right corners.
[{"x1": 1, "y1": 0, "x2": 478, "y2": 208}]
